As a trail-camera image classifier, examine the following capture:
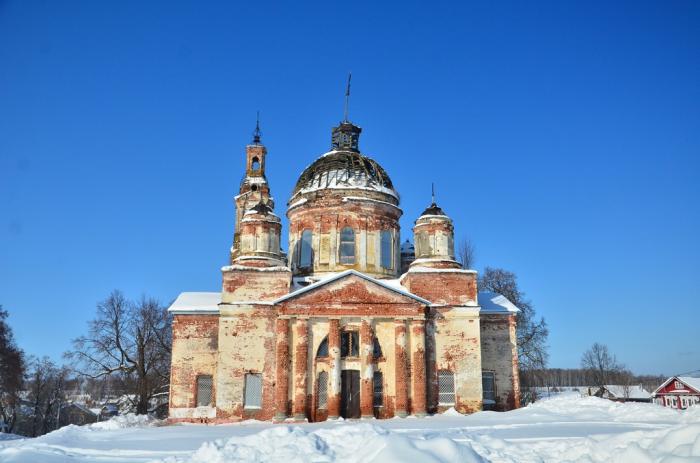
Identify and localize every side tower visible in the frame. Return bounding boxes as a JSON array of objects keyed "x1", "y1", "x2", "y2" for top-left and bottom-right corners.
[{"x1": 400, "y1": 199, "x2": 483, "y2": 414}]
